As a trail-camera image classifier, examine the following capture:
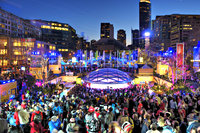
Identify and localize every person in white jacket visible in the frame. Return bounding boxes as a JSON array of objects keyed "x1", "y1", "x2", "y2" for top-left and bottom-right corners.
[
  {"x1": 66, "y1": 118, "x2": 79, "y2": 133},
  {"x1": 18, "y1": 106, "x2": 30, "y2": 132}
]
